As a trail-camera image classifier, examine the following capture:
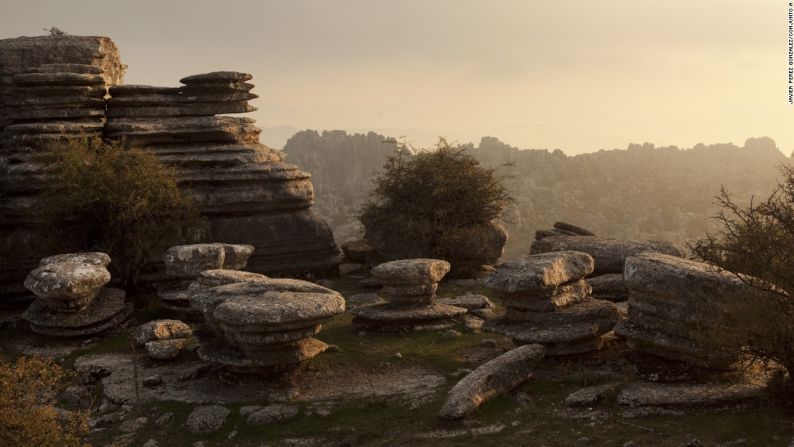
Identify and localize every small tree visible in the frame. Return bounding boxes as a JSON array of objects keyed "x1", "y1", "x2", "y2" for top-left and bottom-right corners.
[
  {"x1": 42, "y1": 136, "x2": 198, "y2": 287},
  {"x1": 0, "y1": 356, "x2": 89, "y2": 447},
  {"x1": 690, "y1": 165, "x2": 794, "y2": 376},
  {"x1": 360, "y1": 138, "x2": 512, "y2": 265}
]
